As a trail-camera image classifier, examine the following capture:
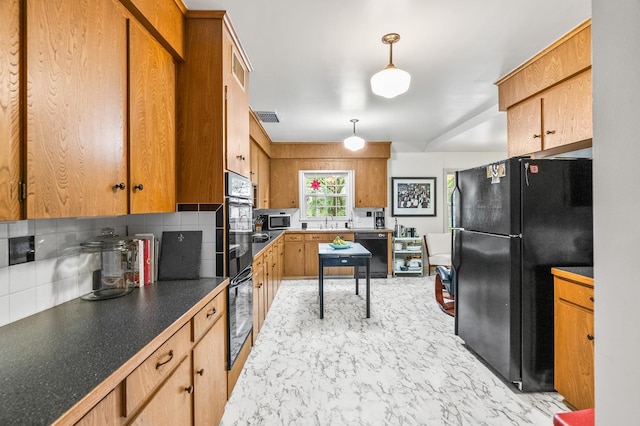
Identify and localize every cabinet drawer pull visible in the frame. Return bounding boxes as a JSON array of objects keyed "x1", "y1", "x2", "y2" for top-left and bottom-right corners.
[
  {"x1": 197, "y1": 369, "x2": 205, "y2": 376},
  {"x1": 545, "y1": 129, "x2": 556, "y2": 135},
  {"x1": 113, "y1": 182, "x2": 125, "y2": 191},
  {"x1": 206, "y1": 307, "x2": 217, "y2": 319},
  {"x1": 155, "y1": 350, "x2": 174, "y2": 369},
  {"x1": 184, "y1": 386, "x2": 194, "y2": 394},
  {"x1": 236, "y1": 155, "x2": 245, "y2": 160},
  {"x1": 589, "y1": 296, "x2": 594, "y2": 302},
  {"x1": 133, "y1": 183, "x2": 144, "y2": 192},
  {"x1": 587, "y1": 334, "x2": 595, "y2": 341},
  {"x1": 533, "y1": 134, "x2": 541, "y2": 139}
]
